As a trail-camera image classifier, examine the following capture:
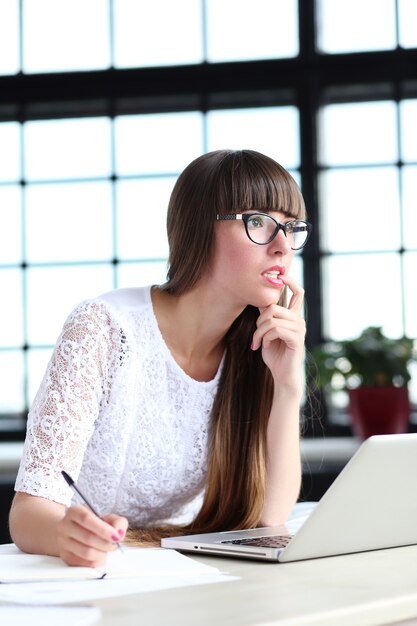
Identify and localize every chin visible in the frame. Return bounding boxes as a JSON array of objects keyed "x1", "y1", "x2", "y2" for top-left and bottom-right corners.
[{"x1": 251, "y1": 288, "x2": 283, "y2": 309}]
